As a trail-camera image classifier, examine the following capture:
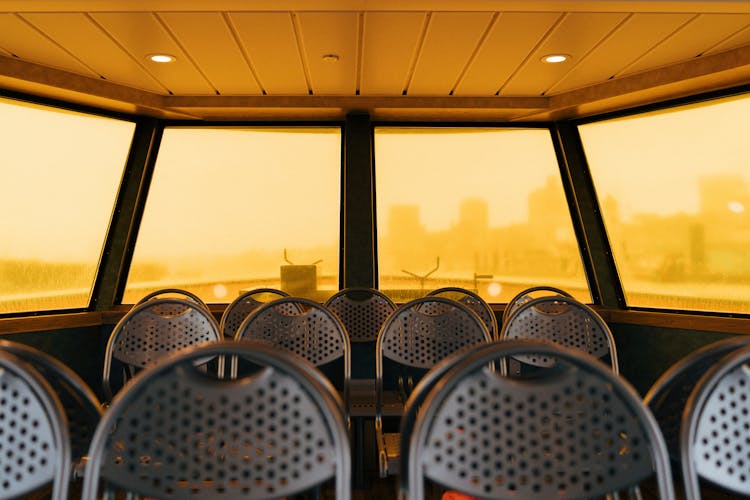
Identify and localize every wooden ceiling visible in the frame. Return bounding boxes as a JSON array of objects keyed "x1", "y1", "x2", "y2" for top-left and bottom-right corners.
[{"x1": 2, "y1": 1, "x2": 750, "y2": 121}]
